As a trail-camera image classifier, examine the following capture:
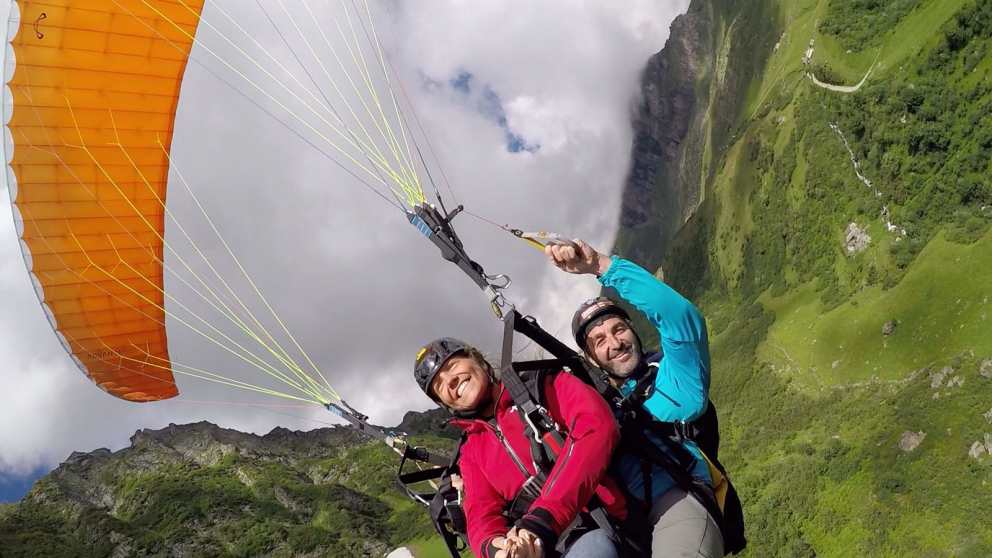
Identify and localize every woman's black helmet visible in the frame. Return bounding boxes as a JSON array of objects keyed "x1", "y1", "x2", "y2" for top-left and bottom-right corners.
[{"x1": 414, "y1": 337, "x2": 472, "y2": 397}]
